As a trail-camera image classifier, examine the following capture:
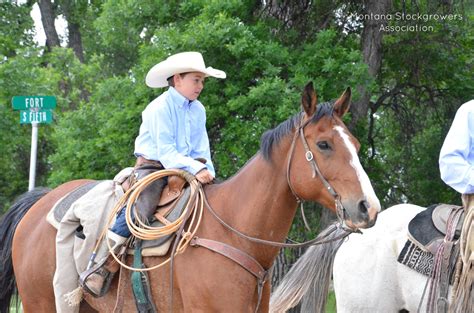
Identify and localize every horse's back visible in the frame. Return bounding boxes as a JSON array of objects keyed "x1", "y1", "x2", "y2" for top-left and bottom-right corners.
[
  {"x1": 12, "y1": 179, "x2": 93, "y2": 313},
  {"x1": 333, "y1": 204, "x2": 426, "y2": 313}
]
